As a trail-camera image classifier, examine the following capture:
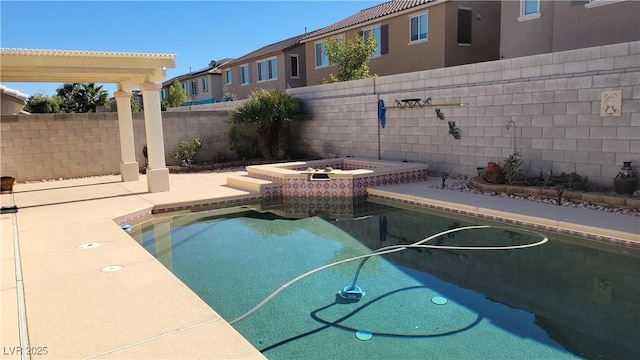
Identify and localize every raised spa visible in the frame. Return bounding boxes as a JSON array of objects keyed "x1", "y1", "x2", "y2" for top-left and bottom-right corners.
[{"x1": 243, "y1": 158, "x2": 428, "y2": 197}]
